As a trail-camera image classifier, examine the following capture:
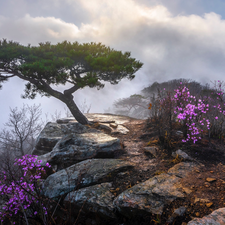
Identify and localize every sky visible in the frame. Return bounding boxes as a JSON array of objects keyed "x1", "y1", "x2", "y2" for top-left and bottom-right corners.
[{"x1": 1, "y1": 0, "x2": 225, "y2": 127}]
